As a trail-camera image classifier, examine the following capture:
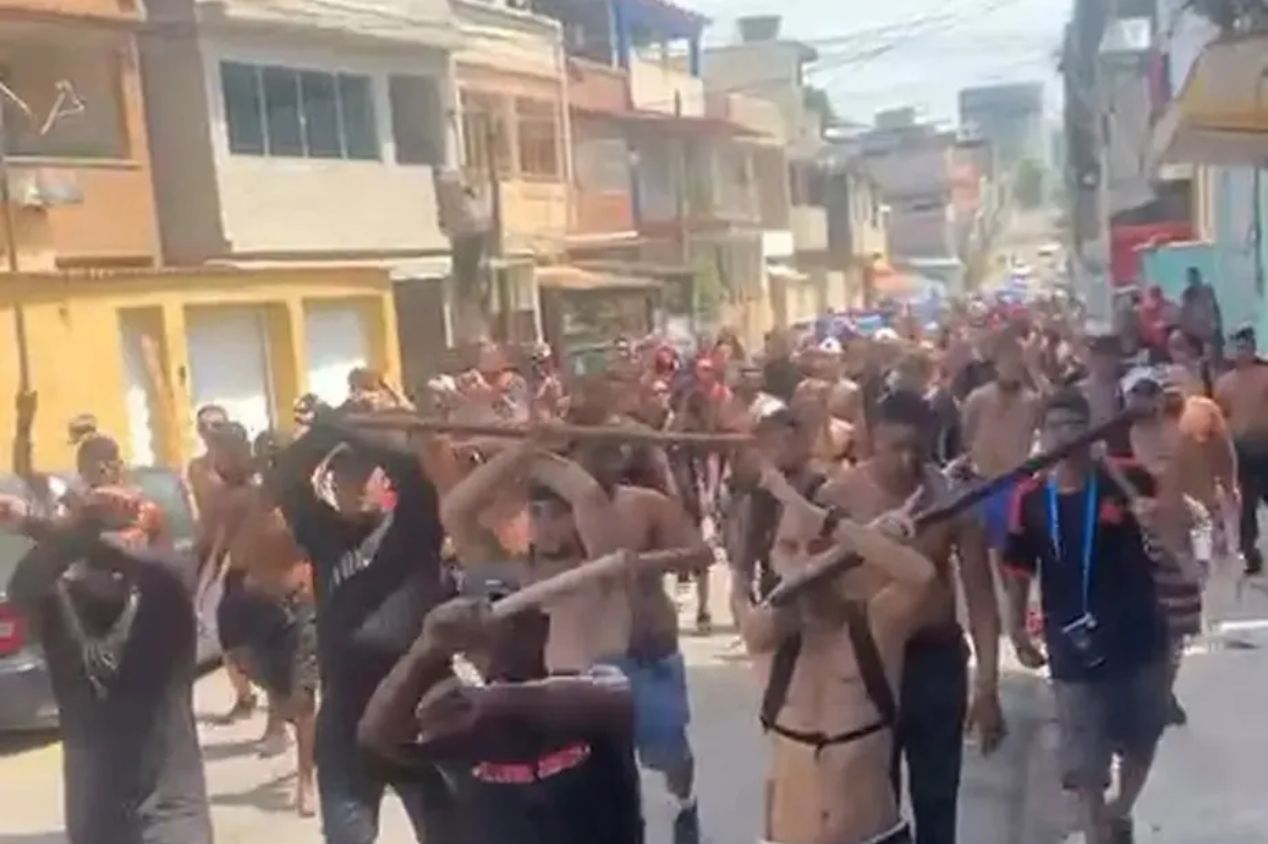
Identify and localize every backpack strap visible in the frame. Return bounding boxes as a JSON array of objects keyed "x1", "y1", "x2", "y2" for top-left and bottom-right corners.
[
  {"x1": 843, "y1": 600, "x2": 897, "y2": 726},
  {"x1": 759, "y1": 633, "x2": 802, "y2": 731}
]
